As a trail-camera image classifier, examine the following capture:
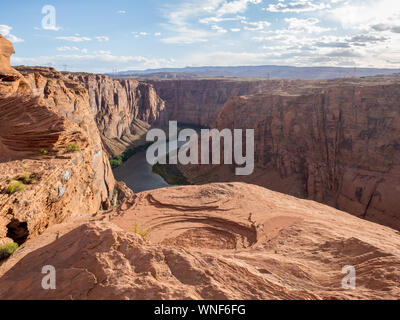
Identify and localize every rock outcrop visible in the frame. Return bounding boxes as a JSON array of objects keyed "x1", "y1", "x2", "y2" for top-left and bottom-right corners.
[
  {"x1": 0, "y1": 183, "x2": 399, "y2": 300},
  {"x1": 0, "y1": 38, "x2": 115, "y2": 247},
  {"x1": 0, "y1": 35, "x2": 30, "y2": 97},
  {"x1": 180, "y1": 77, "x2": 400, "y2": 230},
  {"x1": 68, "y1": 74, "x2": 167, "y2": 156},
  {"x1": 0, "y1": 35, "x2": 20, "y2": 83}
]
